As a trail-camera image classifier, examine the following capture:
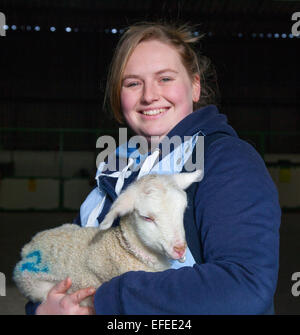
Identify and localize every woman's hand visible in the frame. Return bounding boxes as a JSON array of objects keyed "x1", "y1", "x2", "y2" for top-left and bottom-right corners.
[{"x1": 35, "y1": 277, "x2": 96, "y2": 315}]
